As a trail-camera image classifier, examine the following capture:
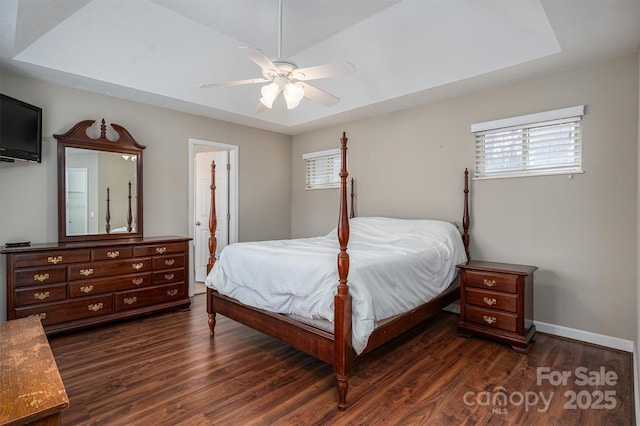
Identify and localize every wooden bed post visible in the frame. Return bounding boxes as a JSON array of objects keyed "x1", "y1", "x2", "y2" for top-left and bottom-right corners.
[
  {"x1": 463, "y1": 168, "x2": 470, "y2": 261},
  {"x1": 334, "y1": 132, "x2": 353, "y2": 410},
  {"x1": 349, "y1": 177, "x2": 355, "y2": 219},
  {"x1": 207, "y1": 161, "x2": 217, "y2": 337}
]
